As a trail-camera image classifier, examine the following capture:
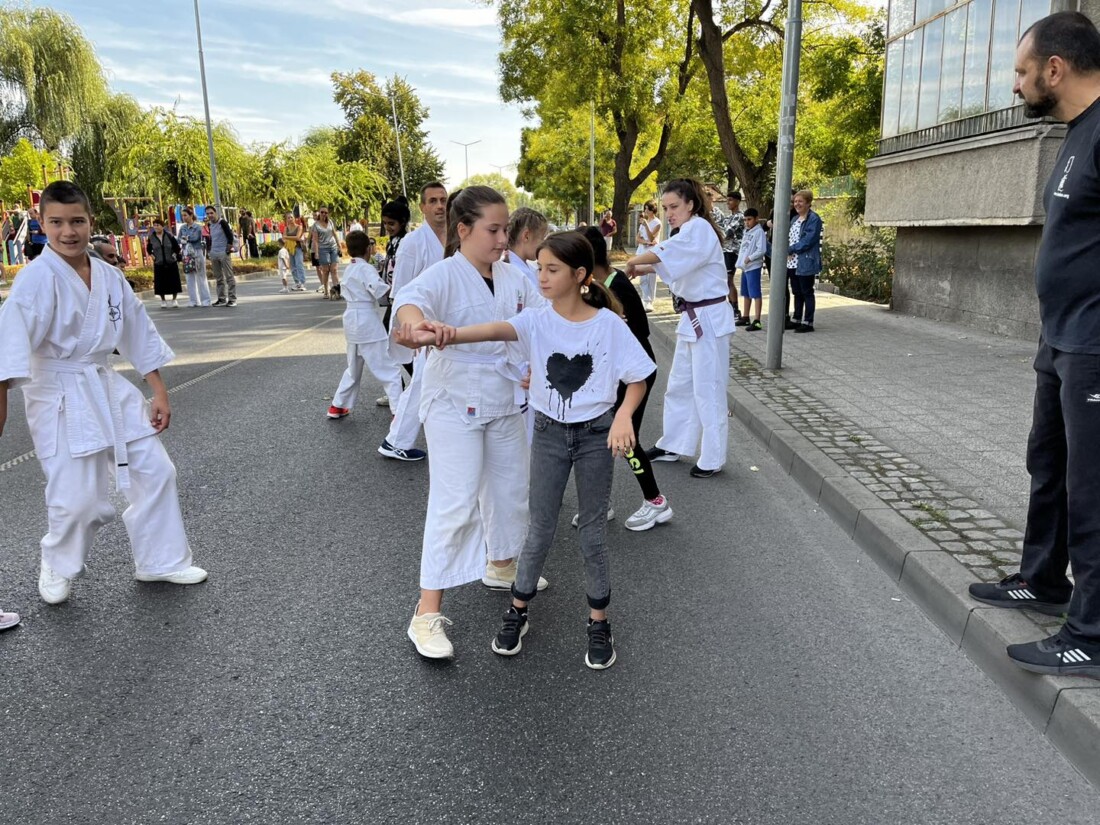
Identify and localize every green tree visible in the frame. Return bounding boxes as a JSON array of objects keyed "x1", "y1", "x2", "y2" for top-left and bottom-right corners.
[
  {"x1": 0, "y1": 5, "x2": 108, "y2": 152},
  {"x1": 0, "y1": 136, "x2": 56, "y2": 205},
  {"x1": 331, "y1": 71, "x2": 445, "y2": 198}
]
